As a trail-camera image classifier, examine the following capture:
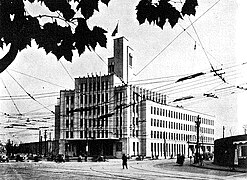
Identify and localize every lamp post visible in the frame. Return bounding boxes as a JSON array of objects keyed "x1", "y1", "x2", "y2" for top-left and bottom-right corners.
[{"x1": 195, "y1": 115, "x2": 201, "y2": 163}]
